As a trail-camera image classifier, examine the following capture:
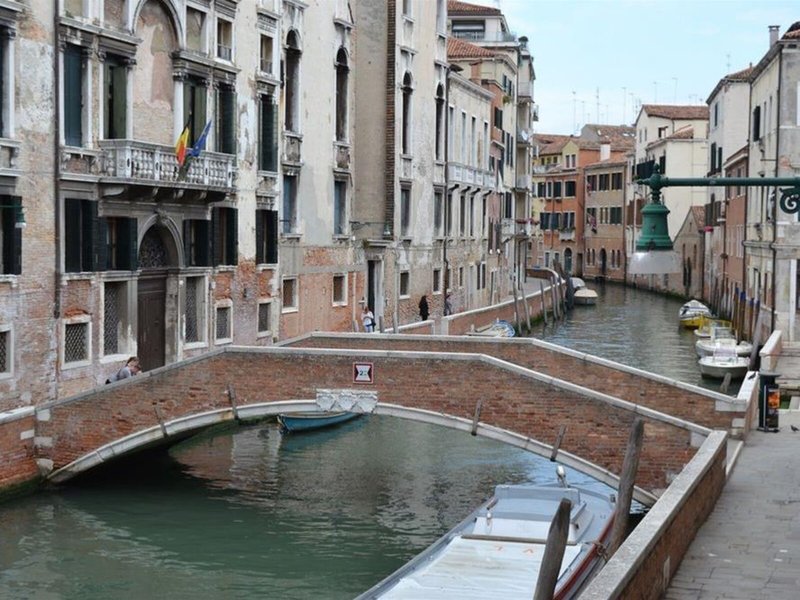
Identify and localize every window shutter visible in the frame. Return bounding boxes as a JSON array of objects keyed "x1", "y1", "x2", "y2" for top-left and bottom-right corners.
[
  {"x1": 83, "y1": 200, "x2": 97, "y2": 271},
  {"x1": 196, "y1": 219, "x2": 210, "y2": 266},
  {"x1": 211, "y1": 208, "x2": 221, "y2": 266},
  {"x1": 122, "y1": 219, "x2": 139, "y2": 271},
  {"x1": 220, "y1": 86, "x2": 236, "y2": 155},
  {"x1": 255, "y1": 209, "x2": 264, "y2": 264},
  {"x1": 111, "y1": 63, "x2": 127, "y2": 139},
  {"x1": 64, "y1": 46, "x2": 83, "y2": 147},
  {"x1": 194, "y1": 83, "x2": 207, "y2": 145},
  {"x1": 93, "y1": 215, "x2": 108, "y2": 271},
  {"x1": 752, "y1": 107, "x2": 761, "y2": 141},
  {"x1": 64, "y1": 198, "x2": 82, "y2": 272},
  {"x1": 226, "y1": 208, "x2": 238, "y2": 265},
  {"x1": 4, "y1": 196, "x2": 21, "y2": 274},
  {"x1": 183, "y1": 219, "x2": 192, "y2": 266},
  {"x1": 266, "y1": 210, "x2": 278, "y2": 264}
]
